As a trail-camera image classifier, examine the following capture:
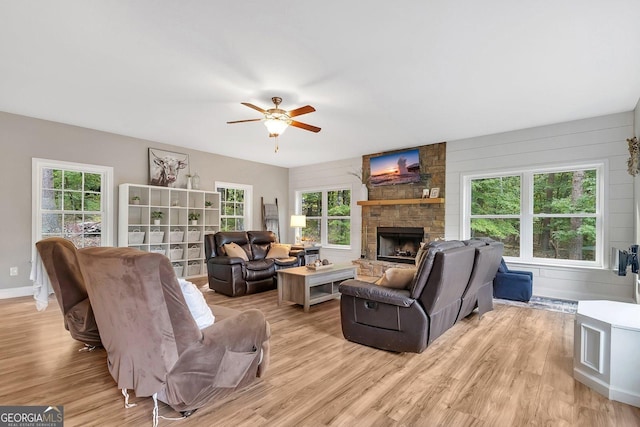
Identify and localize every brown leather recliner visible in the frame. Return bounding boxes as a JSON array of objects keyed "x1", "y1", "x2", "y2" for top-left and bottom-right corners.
[
  {"x1": 457, "y1": 239, "x2": 504, "y2": 321},
  {"x1": 77, "y1": 246, "x2": 271, "y2": 416},
  {"x1": 339, "y1": 240, "x2": 476, "y2": 353},
  {"x1": 205, "y1": 230, "x2": 303, "y2": 297},
  {"x1": 35, "y1": 237, "x2": 102, "y2": 348}
]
